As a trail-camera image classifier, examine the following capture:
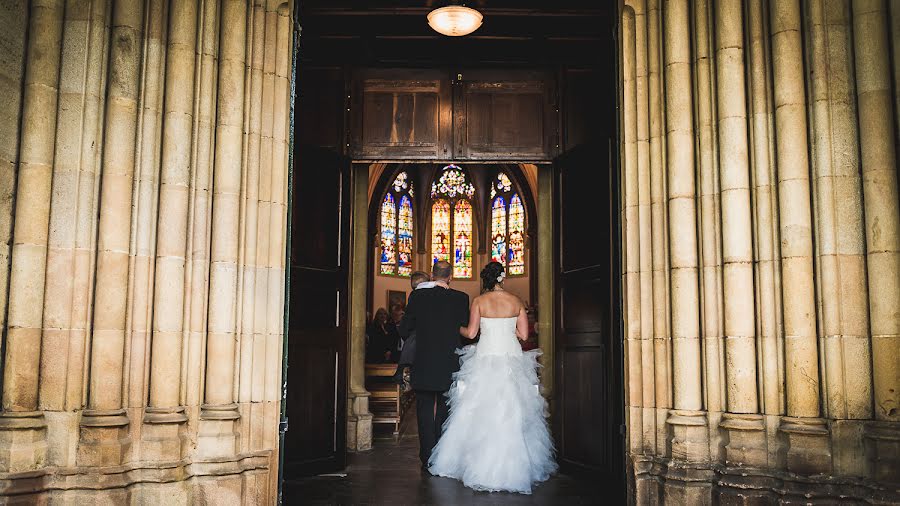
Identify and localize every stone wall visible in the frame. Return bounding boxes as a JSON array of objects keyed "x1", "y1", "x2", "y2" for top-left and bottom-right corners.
[
  {"x1": 0, "y1": 0, "x2": 291, "y2": 503},
  {"x1": 621, "y1": 0, "x2": 900, "y2": 503}
]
